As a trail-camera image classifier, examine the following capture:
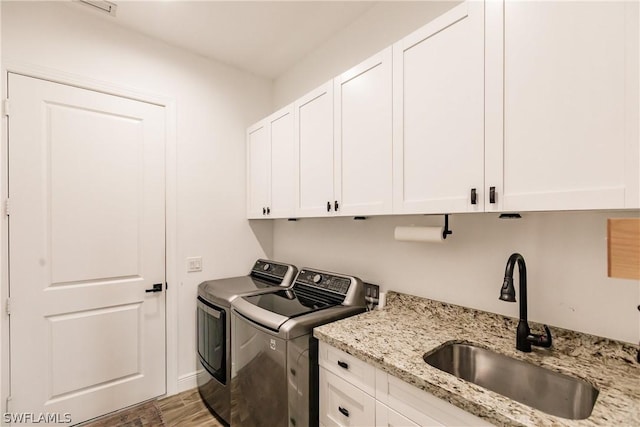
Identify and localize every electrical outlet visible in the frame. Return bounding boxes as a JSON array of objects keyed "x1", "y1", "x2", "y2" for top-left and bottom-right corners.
[
  {"x1": 186, "y1": 256, "x2": 202, "y2": 272},
  {"x1": 364, "y1": 282, "x2": 380, "y2": 310}
]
